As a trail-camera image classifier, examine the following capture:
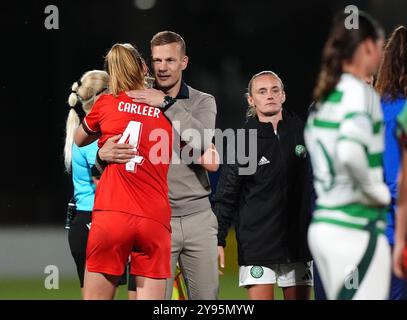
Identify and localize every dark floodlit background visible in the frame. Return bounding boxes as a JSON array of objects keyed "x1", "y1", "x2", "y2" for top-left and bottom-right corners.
[
  {"x1": 1, "y1": 0, "x2": 405, "y2": 225},
  {"x1": 0, "y1": 0, "x2": 405, "y2": 299}
]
